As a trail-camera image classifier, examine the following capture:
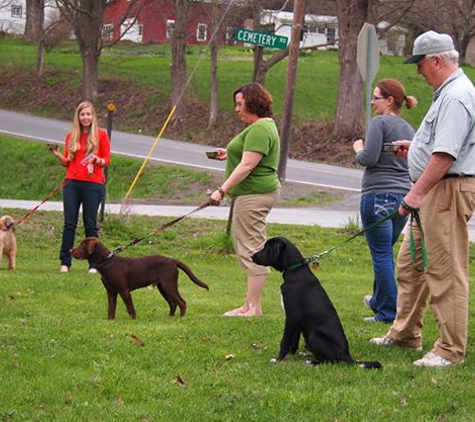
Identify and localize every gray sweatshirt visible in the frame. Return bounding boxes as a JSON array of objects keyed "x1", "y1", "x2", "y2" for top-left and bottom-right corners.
[{"x1": 355, "y1": 114, "x2": 414, "y2": 195}]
